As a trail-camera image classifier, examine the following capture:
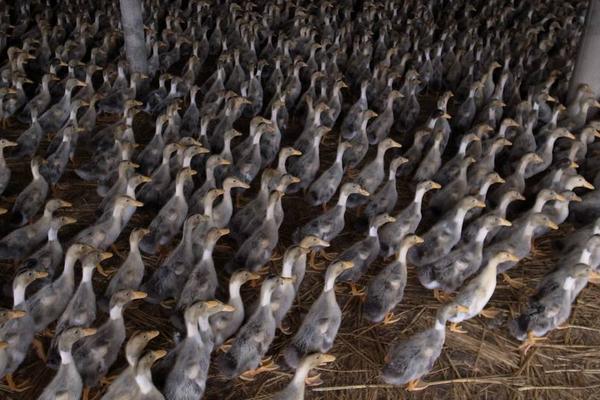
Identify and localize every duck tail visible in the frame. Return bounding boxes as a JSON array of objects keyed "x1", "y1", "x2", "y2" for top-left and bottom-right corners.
[
  {"x1": 508, "y1": 314, "x2": 530, "y2": 341},
  {"x1": 216, "y1": 351, "x2": 239, "y2": 379},
  {"x1": 139, "y1": 232, "x2": 158, "y2": 255}
]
